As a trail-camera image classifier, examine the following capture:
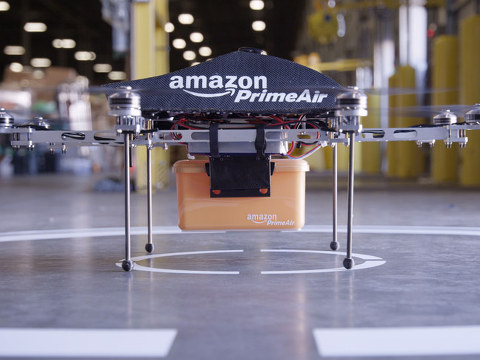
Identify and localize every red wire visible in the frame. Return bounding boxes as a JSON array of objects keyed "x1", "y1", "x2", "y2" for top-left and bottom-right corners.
[
  {"x1": 169, "y1": 114, "x2": 322, "y2": 158},
  {"x1": 286, "y1": 116, "x2": 322, "y2": 158}
]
